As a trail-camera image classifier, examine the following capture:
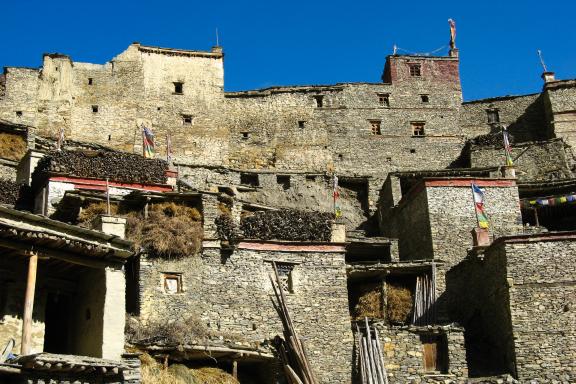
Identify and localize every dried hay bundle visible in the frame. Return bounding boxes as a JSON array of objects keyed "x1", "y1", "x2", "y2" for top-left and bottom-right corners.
[
  {"x1": 240, "y1": 209, "x2": 332, "y2": 241},
  {"x1": 386, "y1": 283, "x2": 414, "y2": 324},
  {"x1": 188, "y1": 367, "x2": 239, "y2": 384},
  {"x1": 0, "y1": 132, "x2": 26, "y2": 161},
  {"x1": 126, "y1": 315, "x2": 209, "y2": 346},
  {"x1": 78, "y1": 201, "x2": 118, "y2": 225},
  {"x1": 353, "y1": 284, "x2": 383, "y2": 319},
  {"x1": 140, "y1": 352, "x2": 186, "y2": 384}
]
